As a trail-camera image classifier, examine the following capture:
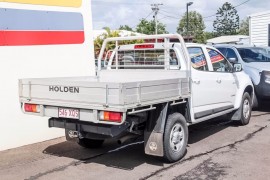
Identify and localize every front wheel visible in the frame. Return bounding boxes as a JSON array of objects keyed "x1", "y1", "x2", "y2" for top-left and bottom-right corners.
[
  {"x1": 163, "y1": 113, "x2": 188, "y2": 163},
  {"x1": 239, "y1": 92, "x2": 252, "y2": 125}
]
